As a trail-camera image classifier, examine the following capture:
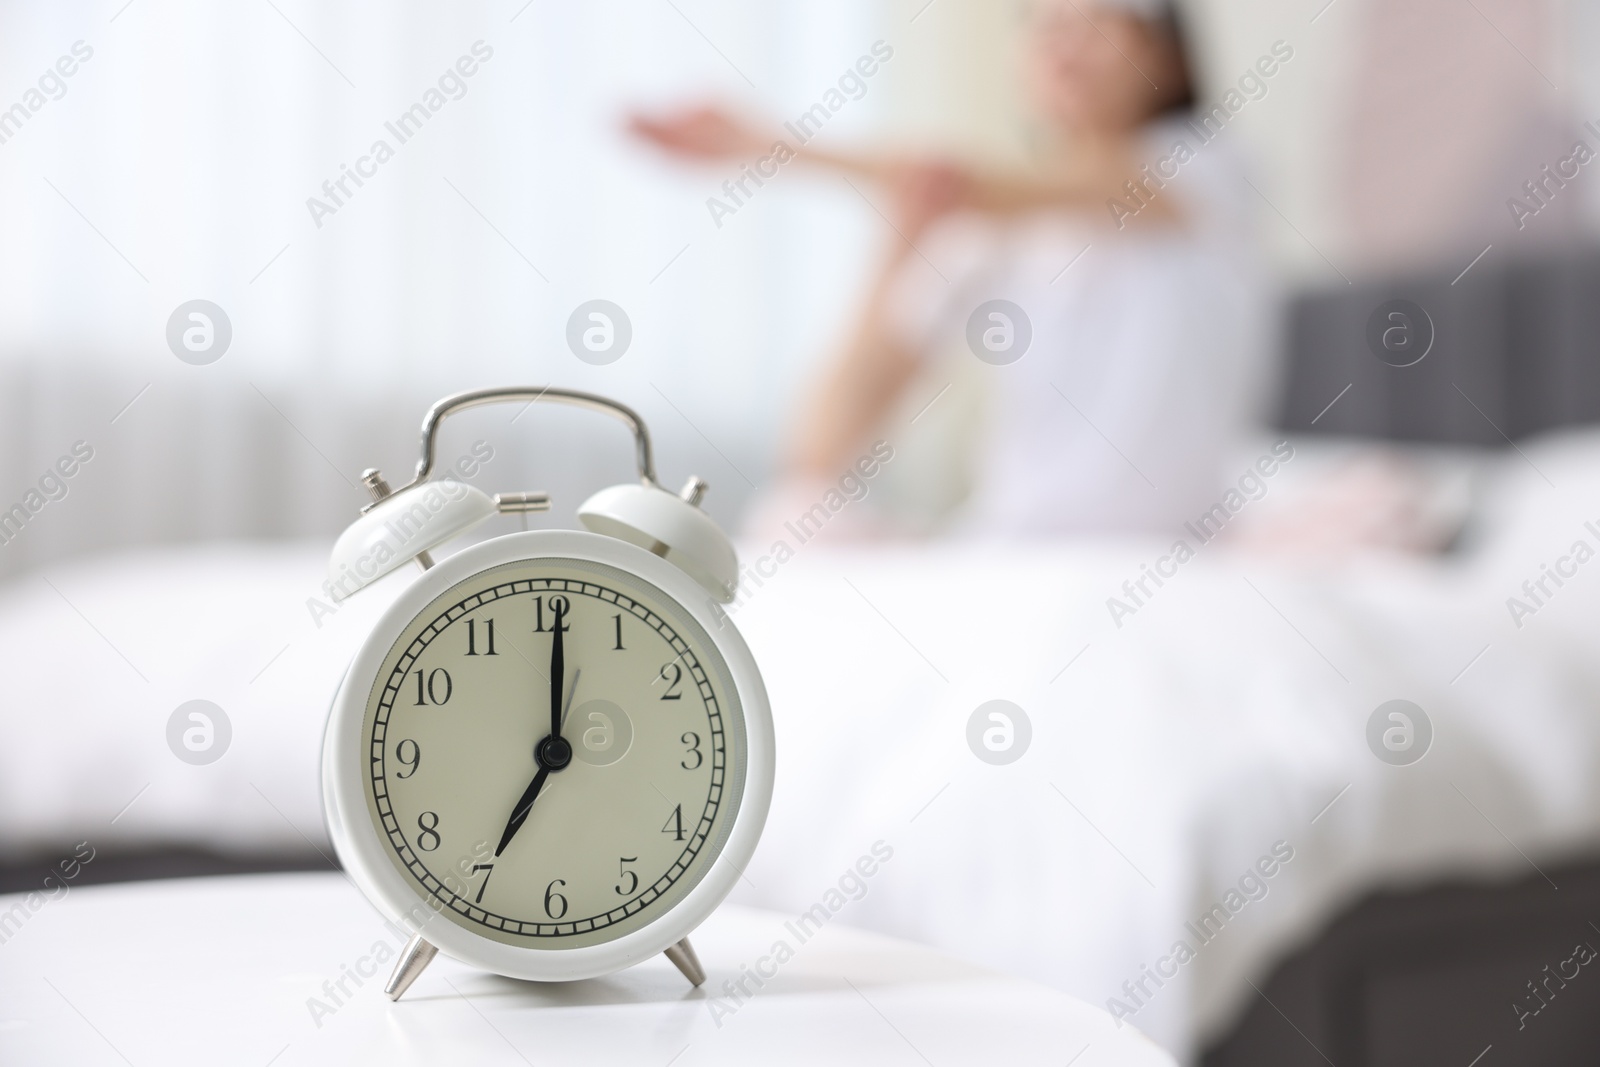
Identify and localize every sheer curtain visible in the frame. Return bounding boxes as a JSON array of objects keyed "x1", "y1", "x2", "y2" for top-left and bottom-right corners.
[{"x1": 0, "y1": 0, "x2": 884, "y2": 467}]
